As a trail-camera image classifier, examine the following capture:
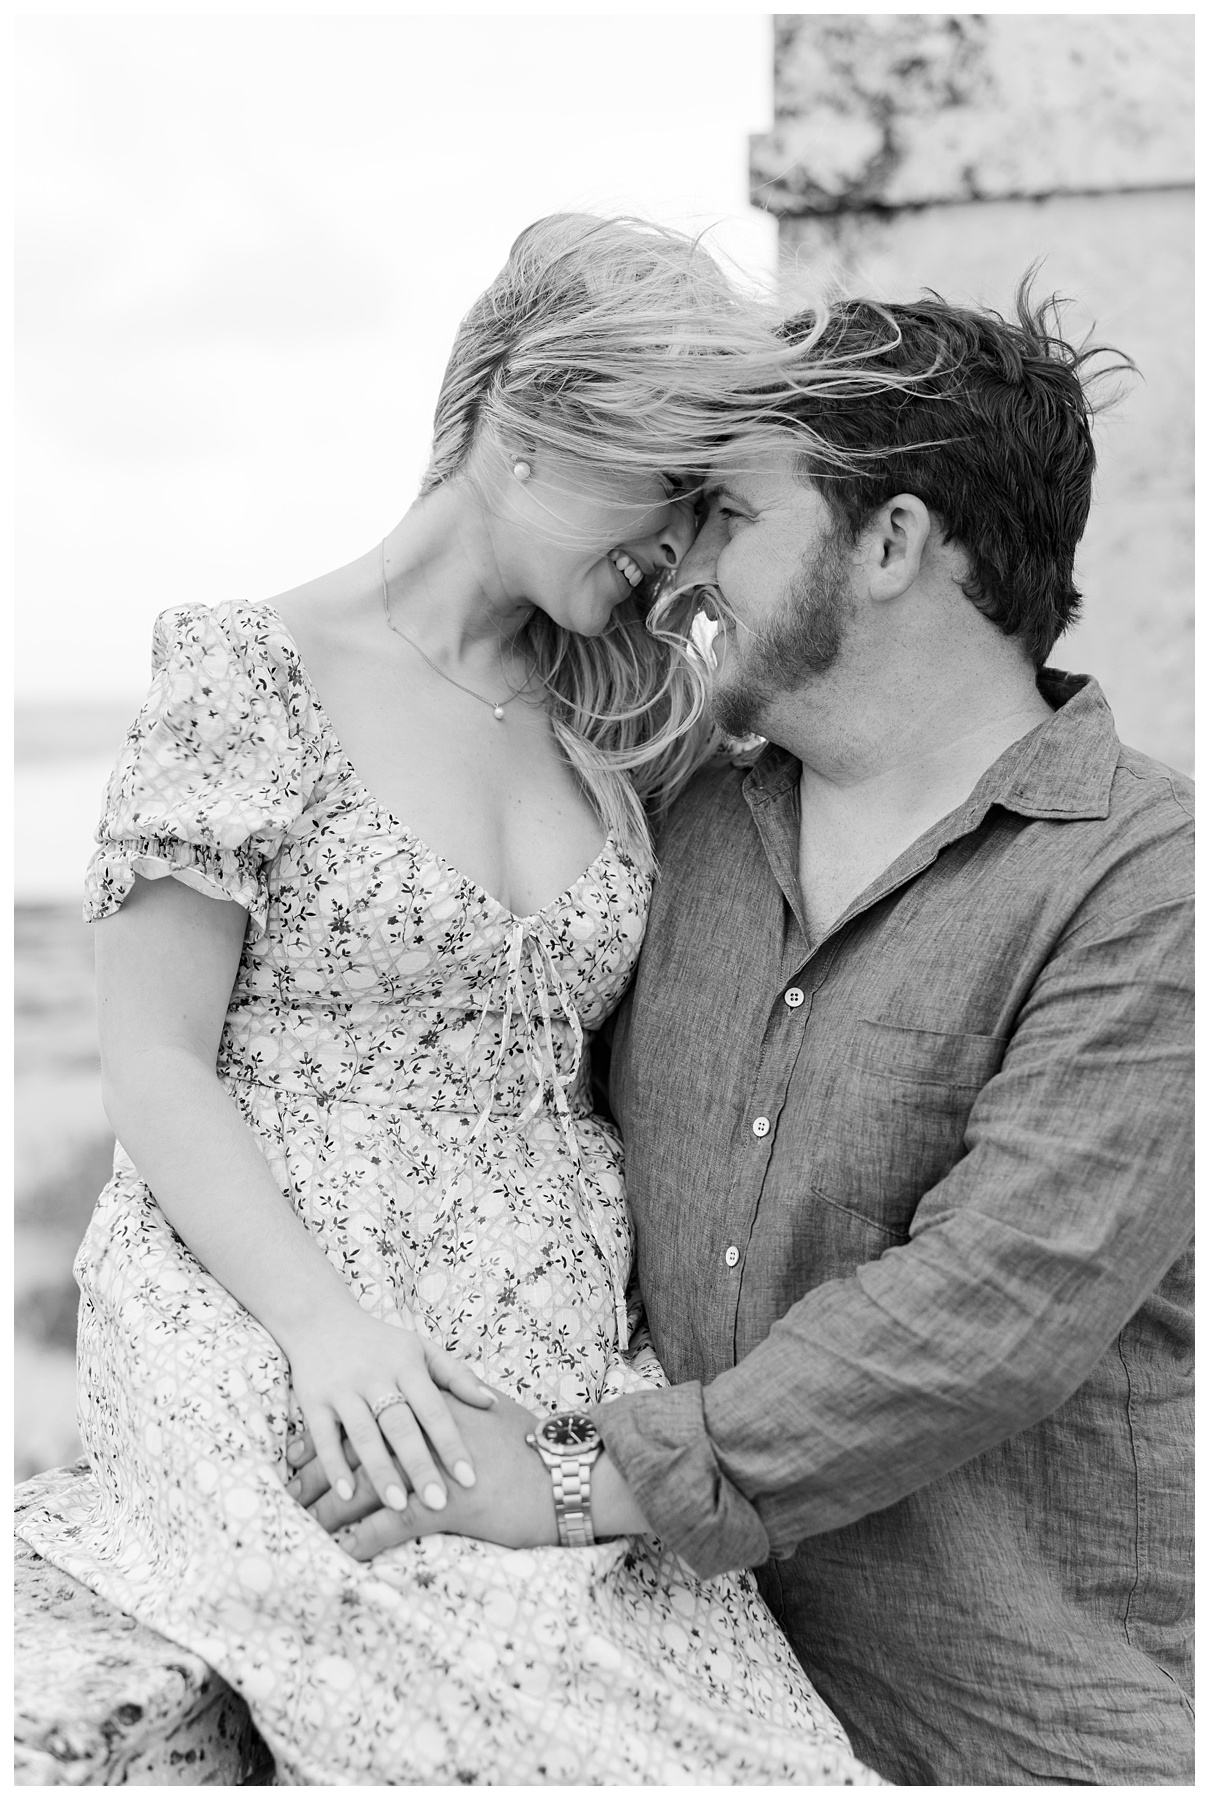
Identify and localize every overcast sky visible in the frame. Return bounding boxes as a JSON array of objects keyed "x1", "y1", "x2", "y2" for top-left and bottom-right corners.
[{"x1": 16, "y1": 12, "x2": 777, "y2": 702}]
